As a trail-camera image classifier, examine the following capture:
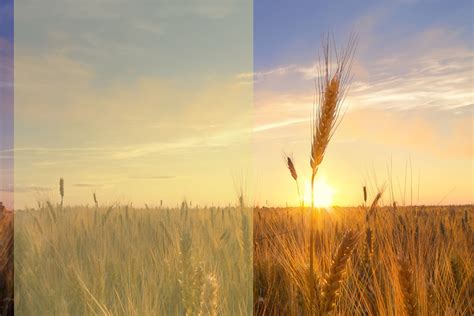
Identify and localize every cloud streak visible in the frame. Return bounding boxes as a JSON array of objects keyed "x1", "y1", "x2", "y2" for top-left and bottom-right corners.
[{"x1": 1, "y1": 185, "x2": 51, "y2": 193}]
